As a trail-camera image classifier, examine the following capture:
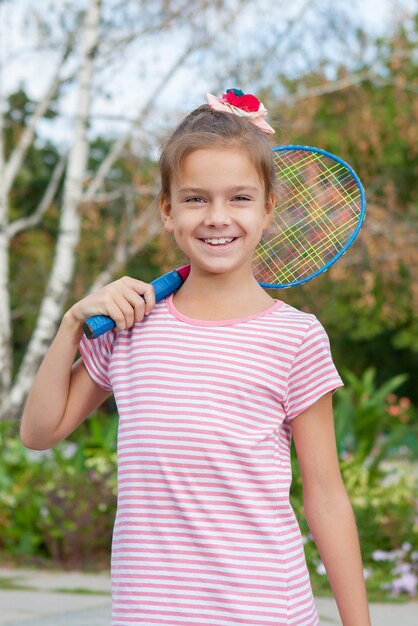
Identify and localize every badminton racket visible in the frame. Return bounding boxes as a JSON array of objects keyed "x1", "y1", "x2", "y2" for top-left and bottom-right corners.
[{"x1": 84, "y1": 145, "x2": 365, "y2": 339}]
